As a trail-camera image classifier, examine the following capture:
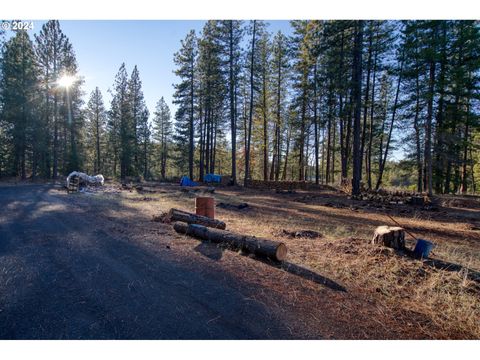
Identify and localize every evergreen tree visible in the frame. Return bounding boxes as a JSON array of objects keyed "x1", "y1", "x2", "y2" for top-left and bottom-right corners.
[
  {"x1": 128, "y1": 65, "x2": 148, "y2": 176},
  {"x1": 218, "y1": 20, "x2": 243, "y2": 184},
  {"x1": 351, "y1": 20, "x2": 364, "y2": 196},
  {"x1": 34, "y1": 20, "x2": 69, "y2": 178},
  {"x1": 0, "y1": 30, "x2": 39, "y2": 179},
  {"x1": 152, "y1": 97, "x2": 172, "y2": 179},
  {"x1": 85, "y1": 87, "x2": 106, "y2": 174},
  {"x1": 60, "y1": 40, "x2": 84, "y2": 174},
  {"x1": 197, "y1": 21, "x2": 227, "y2": 178},
  {"x1": 259, "y1": 31, "x2": 272, "y2": 181},
  {"x1": 0, "y1": 26, "x2": 7, "y2": 176},
  {"x1": 172, "y1": 30, "x2": 197, "y2": 178},
  {"x1": 244, "y1": 20, "x2": 266, "y2": 183},
  {"x1": 290, "y1": 20, "x2": 314, "y2": 181},
  {"x1": 399, "y1": 20, "x2": 427, "y2": 192},
  {"x1": 137, "y1": 107, "x2": 150, "y2": 180},
  {"x1": 109, "y1": 63, "x2": 132, "y2": 181},
  {"x1": 270, "y1": 30, "x2": 290, "y2": 181},
  {"x1": 198, "y1": 21, "x2": 228, "y2": 179}
]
